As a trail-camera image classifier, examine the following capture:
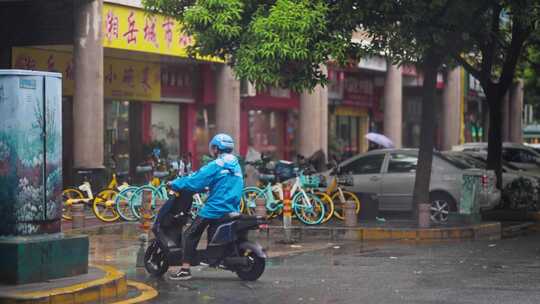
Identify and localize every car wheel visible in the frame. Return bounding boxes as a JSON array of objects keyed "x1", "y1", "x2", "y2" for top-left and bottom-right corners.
[{"x1": 430, "y1": 193, "x2": 454, "y2": 224}]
